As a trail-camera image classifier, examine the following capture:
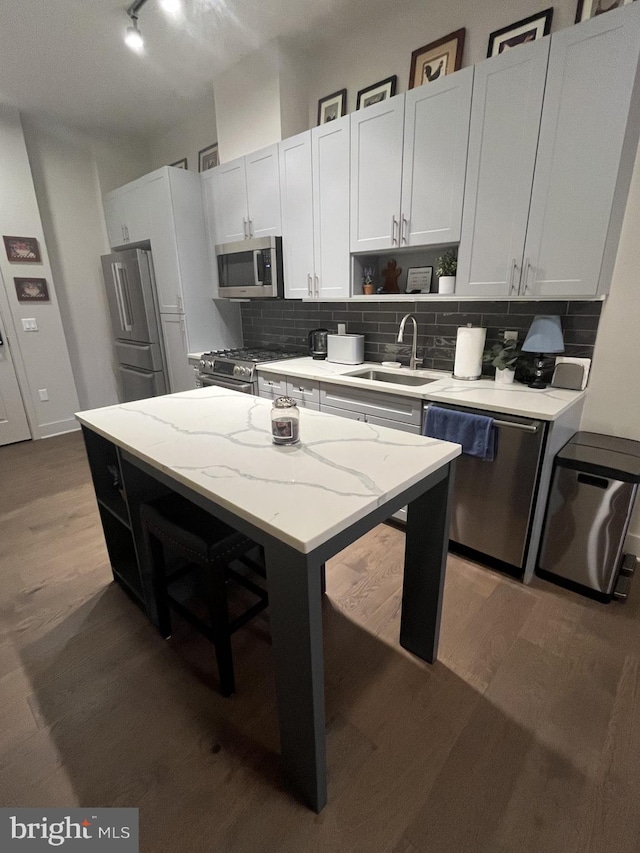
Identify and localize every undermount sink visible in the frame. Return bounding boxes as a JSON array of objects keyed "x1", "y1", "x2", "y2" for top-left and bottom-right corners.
[{"x1": 346, "y1": 369, "x2": 436, "y2": 387}]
